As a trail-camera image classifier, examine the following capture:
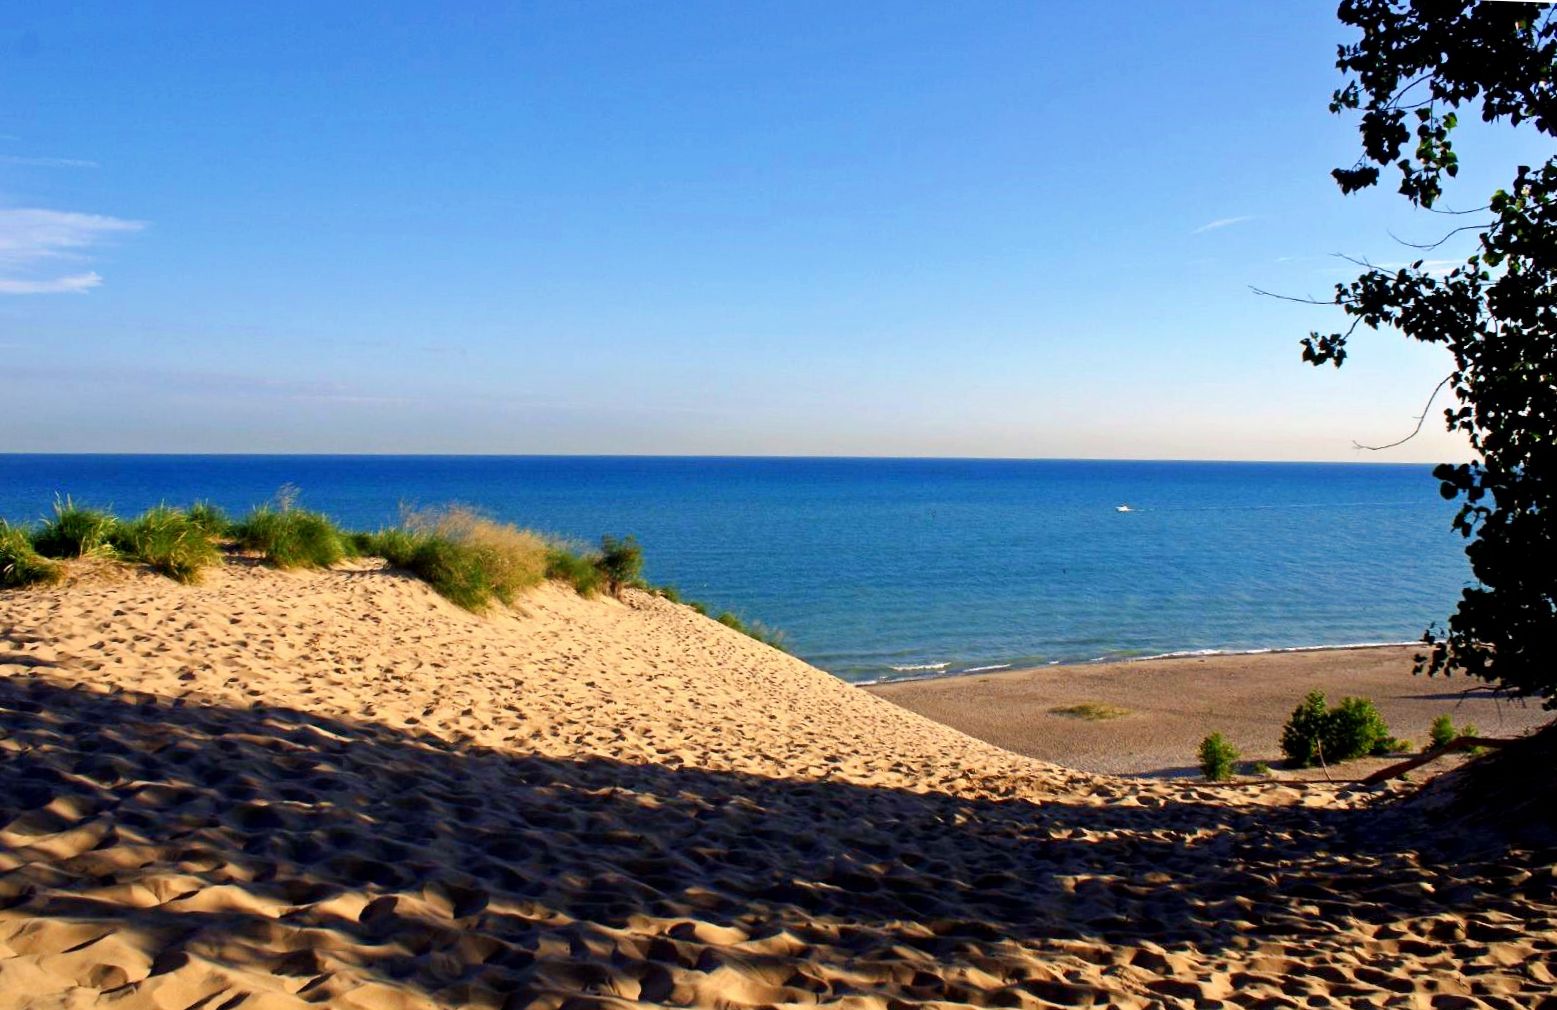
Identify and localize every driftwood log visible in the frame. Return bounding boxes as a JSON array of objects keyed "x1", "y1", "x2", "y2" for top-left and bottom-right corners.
[{"x1": 1361, "y1": 736, "x2": 1511, "y2": 786}]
